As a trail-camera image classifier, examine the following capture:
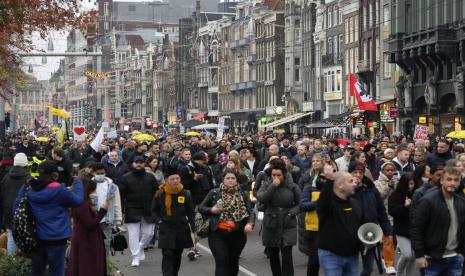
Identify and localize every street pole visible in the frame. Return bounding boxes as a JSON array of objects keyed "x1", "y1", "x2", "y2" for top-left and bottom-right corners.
[
  {"x1": 0, "y1": 97, "x2": 5, "y2": 143},
  {"x1": 11, "y1": 96, "x2": 17, "y2": 132}
]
